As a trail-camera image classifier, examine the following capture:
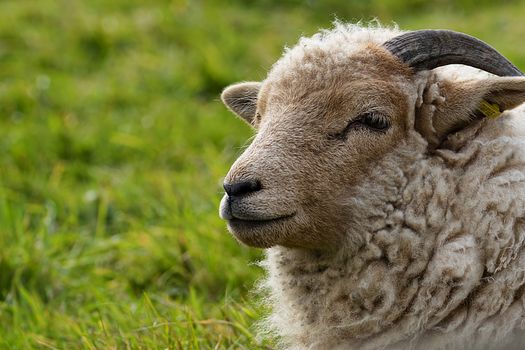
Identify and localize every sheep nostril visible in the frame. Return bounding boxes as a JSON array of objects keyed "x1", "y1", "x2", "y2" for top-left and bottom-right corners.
[{"x1": 223, "y1": 179, "x2": 262, "y2": 197}]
